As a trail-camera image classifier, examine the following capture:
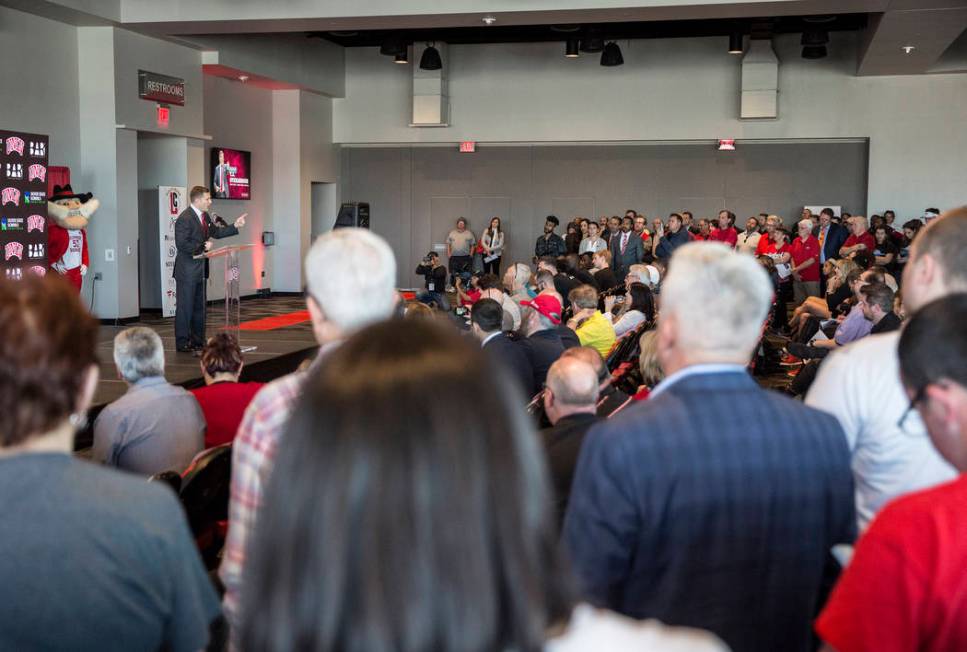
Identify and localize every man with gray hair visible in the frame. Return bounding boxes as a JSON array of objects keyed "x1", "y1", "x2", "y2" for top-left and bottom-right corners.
[
  {"x1": 92, "y1": 327, "x2": 205, "y2": 475},
  {"x1": 564, "y1": 243, "x2": 854, "y2": 652},
  {"x1": 221, "y1": 228, "x2": 398, "y2": 630},
  {"x1": 539, "y1": 356, "x2": 601, "y2": 523}
]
